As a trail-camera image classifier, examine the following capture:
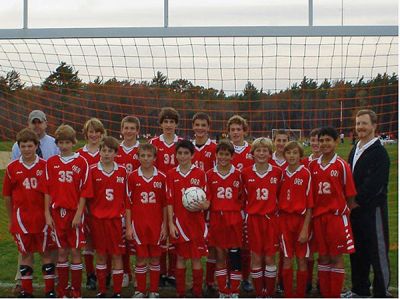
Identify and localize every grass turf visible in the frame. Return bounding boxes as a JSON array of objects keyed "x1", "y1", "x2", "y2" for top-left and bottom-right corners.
[{"x1": 0, "y1": 140, "x2": 397, "y2": 297}]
